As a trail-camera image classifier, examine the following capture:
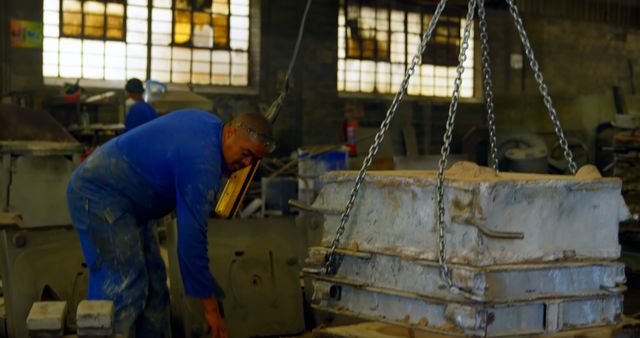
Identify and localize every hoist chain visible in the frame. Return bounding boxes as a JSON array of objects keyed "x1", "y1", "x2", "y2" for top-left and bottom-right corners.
[
  {"x1": 505, "y1": 0, "x2": 577, "y2": 174},
  {"x1": 323, "y1": 0, "x2": 449, "y2": 275},
  {"x1": 478, "y1": 0, "x2": 499, "y2": 171},
  {"x1": 435, "y1": 0, "x2": 477, "y2": 296}
]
